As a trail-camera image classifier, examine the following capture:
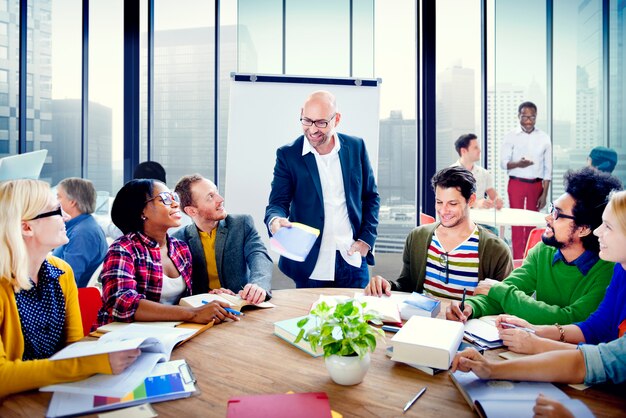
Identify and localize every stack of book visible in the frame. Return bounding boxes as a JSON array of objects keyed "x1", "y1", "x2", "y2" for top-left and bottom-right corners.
[{"x1": 390, "y1": 316, "x2": 464, "y2": 370}]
